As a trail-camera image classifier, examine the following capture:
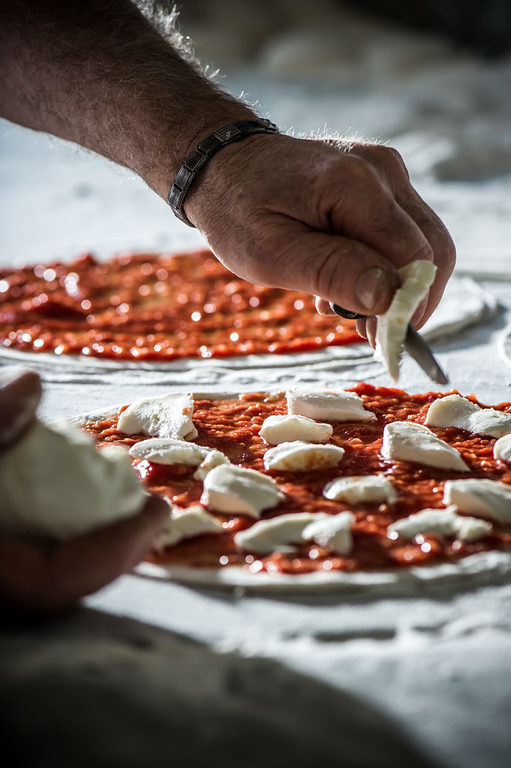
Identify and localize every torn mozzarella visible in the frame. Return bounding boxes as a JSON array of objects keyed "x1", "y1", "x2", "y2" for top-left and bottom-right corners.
[
  {"x1": 155, "y1": 505, "x2": 223, "y2": 551},
  {"x1": 0, "y1": 420, "x2": 145, "y2": 540},
  {"x1": 388, "y1": 505, "x2": 492, "y2": 543},
  {"x1": 117, "y1": 393, "x2": 197, "y2": 440},
  {"x1": 494, "y1": 434, "x2": 511, "y2": 462},
  {"x1": 286, "y1": 389, "x2": 375, "y2": 422},
  {"x1": 323, "y1": 475, "x2": 398, "y2": 505},
  {"x1": 444, "y1": 479, "x2": 511, "y2": 524},
  {"x1": 263, "y1": 441, "x2": 345, "y2": 471},
  {"x1": 235, "y1": 511, "x2": 356, "y2": 556},
  {"x1": 128, "y1": 438, "x2": 229, "y2": 479},
  {"x1": 302, "y1": 511, "x2": 356, "y2": 555},
  {"x1": 426, "y1": 394, "x2": 511, "y2": 438},
  {"x1": 234, "y1": 513, "x2": 323, "y2": 554},
  {"x1": 259, "y1": 414, "x2": 333, "y2": 445},
  {"x1": 375, "y1": 260, "x2": 437, "y2": 382},
  {"x1": 193, "y1": 449, "x2": 231, "y2": 481},
  {"x1": 201, "y1": 464, "x2": 284, "y2": 519},
  {"x1": 382, "y1": 421, "x2": 469, "y2": 472}
]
